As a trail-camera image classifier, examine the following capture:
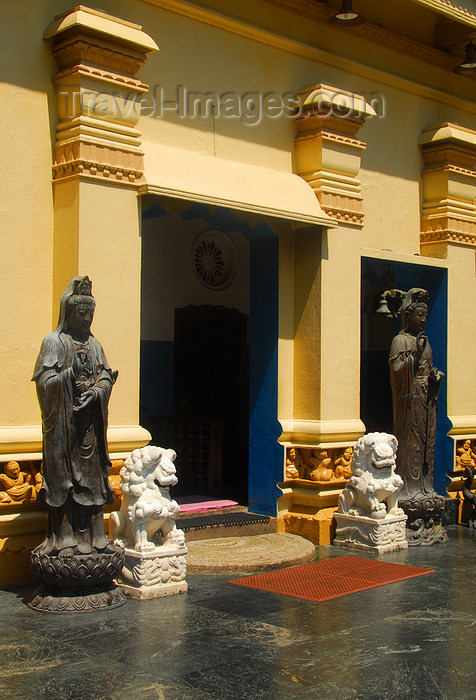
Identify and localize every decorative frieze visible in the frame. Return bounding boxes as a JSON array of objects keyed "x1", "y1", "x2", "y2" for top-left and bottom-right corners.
[
  {"x1": 278, "y1": 443, "x2": 355, "y2": 545},
  {"x1": 285, "y1": 445, "x2": 353, "y2": 481},
  {"x1": 294, "y1": 84, "x2": 375, "y2": 226},
  {"x1": 419, "y1": 123, "x2": 476, "y2": 250},
  {"x1": 43, "y1": 6, "x2": 158, "y2": 186}
]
